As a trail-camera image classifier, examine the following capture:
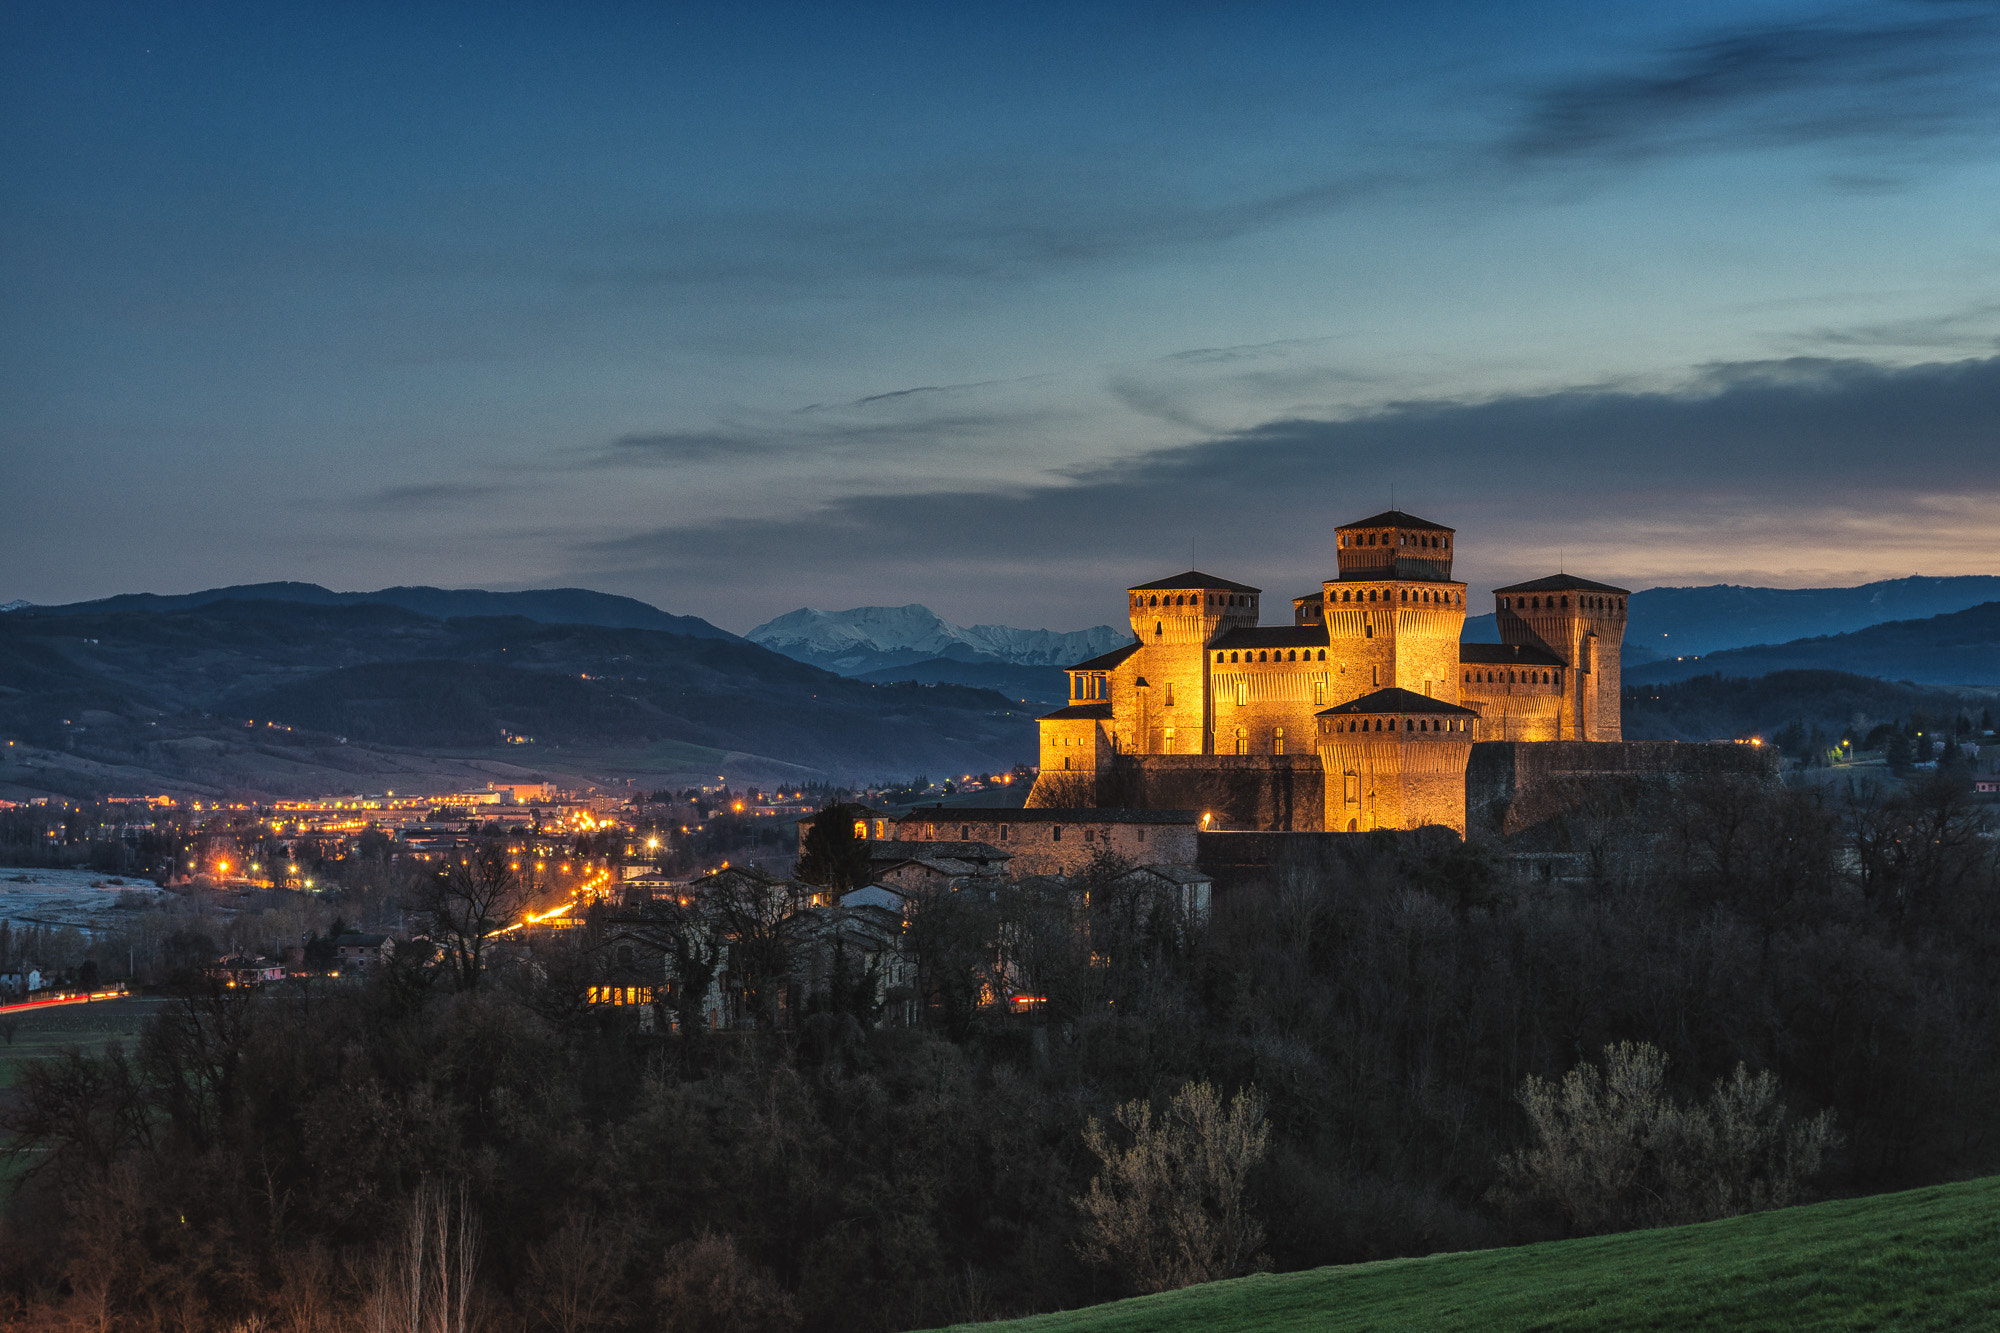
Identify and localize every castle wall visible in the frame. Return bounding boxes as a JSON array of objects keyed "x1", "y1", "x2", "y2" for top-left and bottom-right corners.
[
  {"x1": 1466, "y1": 740, "x2": 1779, "y2": 838},
  {"x1": 1107, "y1": 754, "x2": 1326, "y2": 831},
  {"x1": 895, "y1": 809, "x2": 1199, "y2": 875}
]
